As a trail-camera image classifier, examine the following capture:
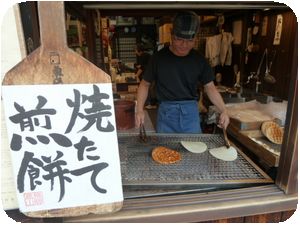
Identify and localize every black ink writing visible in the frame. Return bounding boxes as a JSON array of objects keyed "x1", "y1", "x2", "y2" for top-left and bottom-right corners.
[
  {"x1": 65, "y1": 85, "x2": 114, "y2": 133},
  {"x1": 9, "y1": 96, "x2": 56, "y2": 132}
]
